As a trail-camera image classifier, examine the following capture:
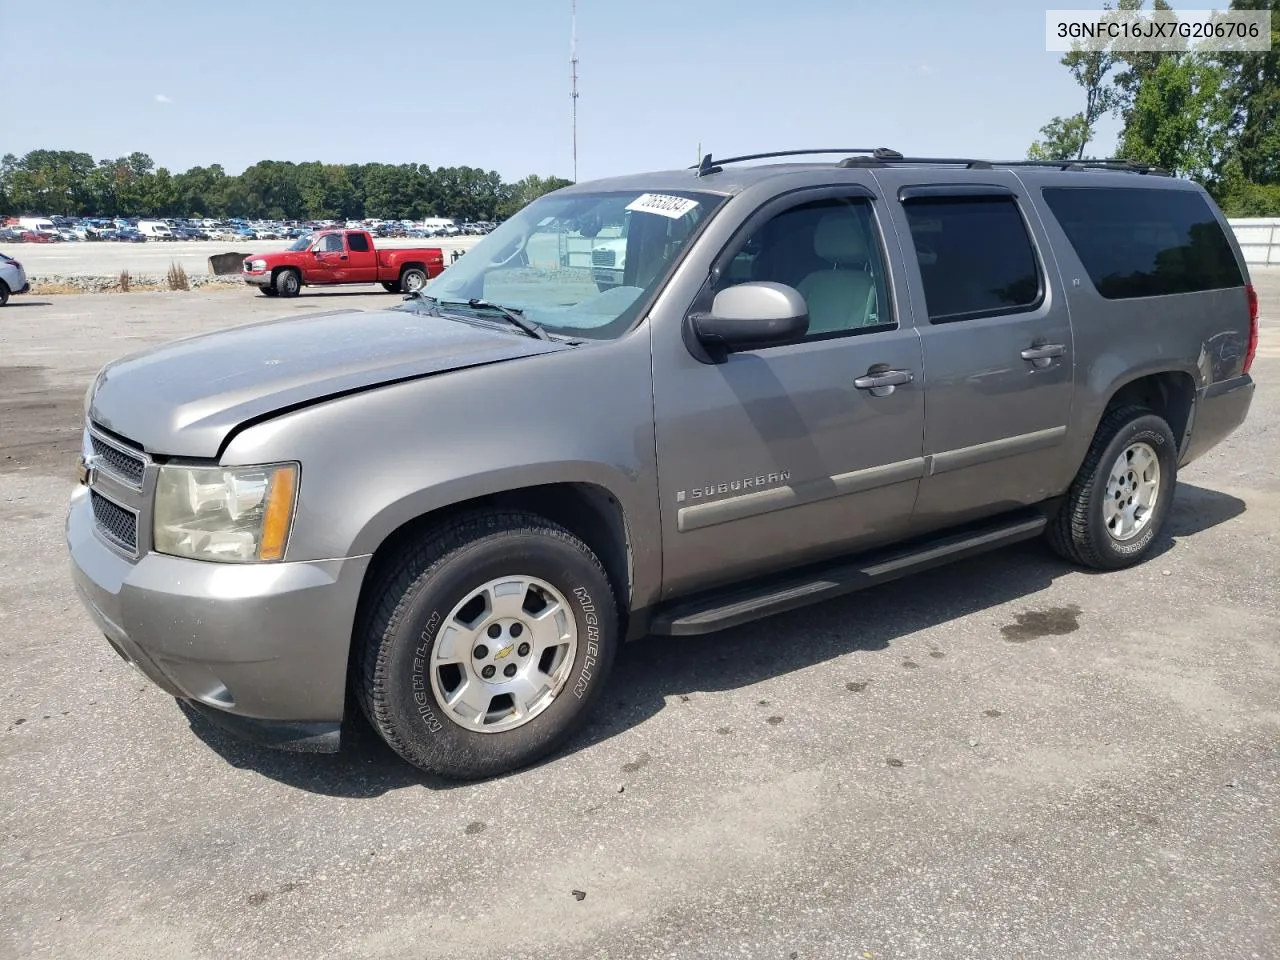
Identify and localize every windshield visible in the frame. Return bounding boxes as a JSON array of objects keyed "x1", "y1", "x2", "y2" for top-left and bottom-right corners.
[
  {"x1": 287, "y1": 235, "x2": 313, "y2": 252},
  {"x1": 406, "y1": 187, "x2": 727, "y2": 340}
]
